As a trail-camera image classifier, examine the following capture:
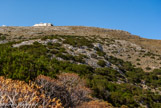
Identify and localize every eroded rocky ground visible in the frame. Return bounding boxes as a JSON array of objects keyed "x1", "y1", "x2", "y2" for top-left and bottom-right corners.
[{"x1": 10, "y1": 34, "x2": 161, "y2": 72}]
